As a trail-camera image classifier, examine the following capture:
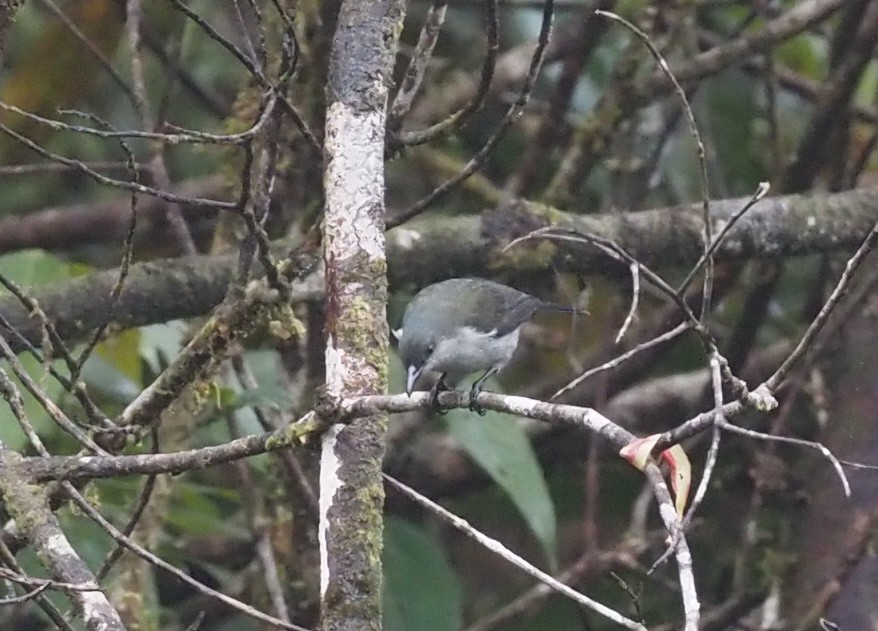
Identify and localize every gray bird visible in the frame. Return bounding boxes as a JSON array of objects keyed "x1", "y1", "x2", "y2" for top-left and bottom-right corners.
[{"x1": 395, "y1": 277, "x2": 577, "y2": 413}]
